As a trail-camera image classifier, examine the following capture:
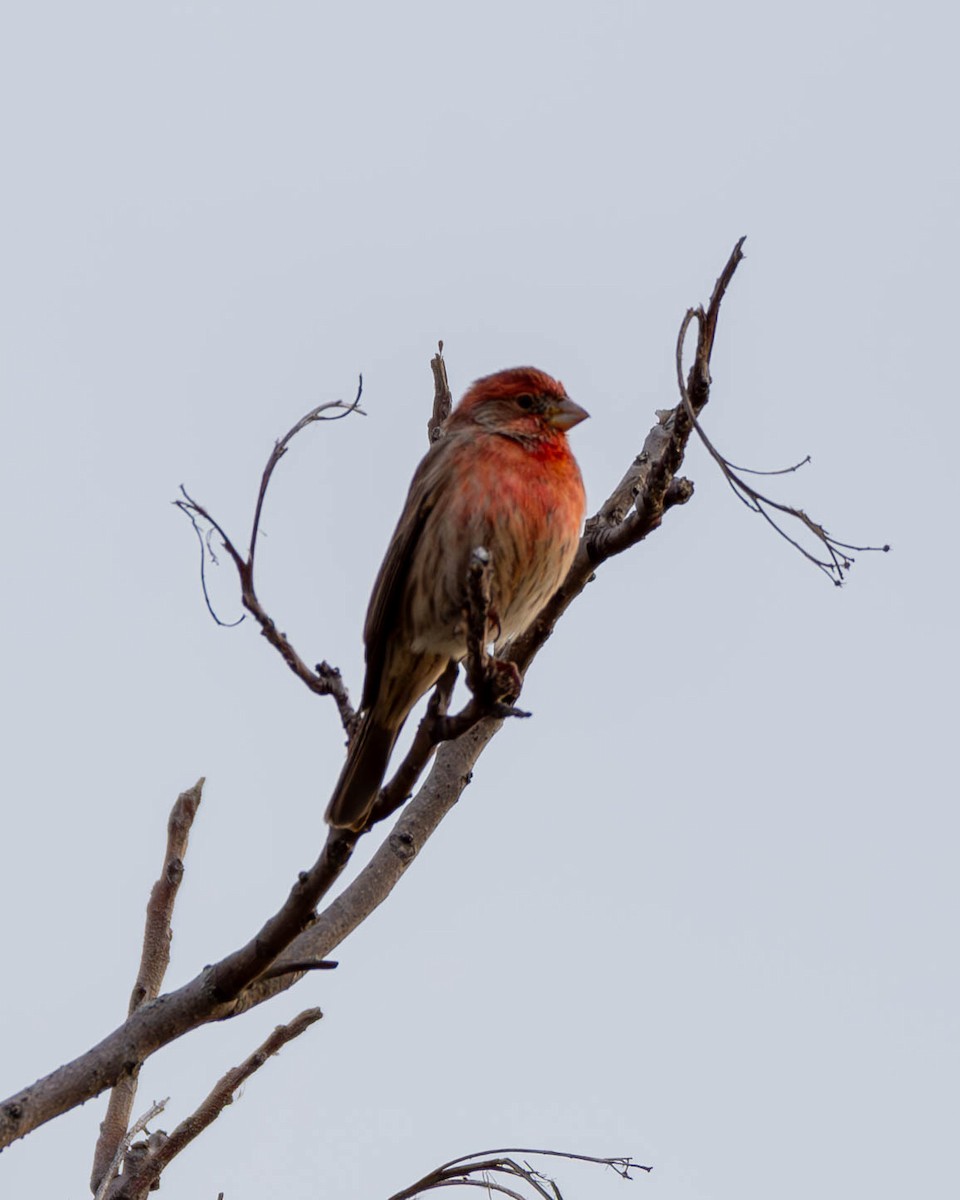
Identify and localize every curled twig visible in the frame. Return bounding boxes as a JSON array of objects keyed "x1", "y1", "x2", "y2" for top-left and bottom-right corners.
[
  {"x1": 179, "y1": 498, "x2": 244, "y2": 626},
  {"x1": 249, "y1": 385, "x2": 366, "y2": 573}
]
